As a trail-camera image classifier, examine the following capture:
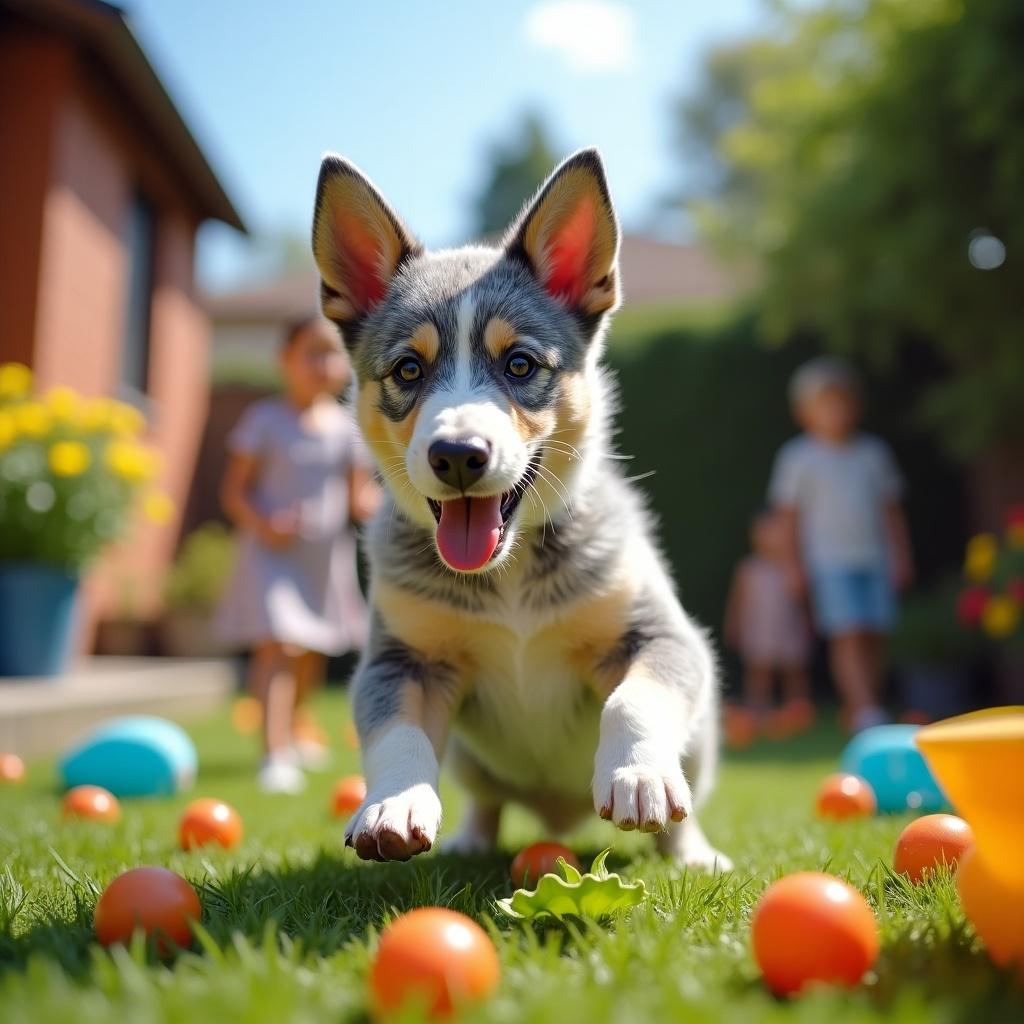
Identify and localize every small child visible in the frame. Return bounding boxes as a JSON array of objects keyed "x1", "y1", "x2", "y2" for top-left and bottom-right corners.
[
  {"x1": 216, "y1": 316, "x2": 380, "y2": 793},
  {"x1": 768, "y1": 356, "x2": 913, "y2": 733},
  {"x1": 724, "y1": 510, "x2": 812, "y2": 723}
]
